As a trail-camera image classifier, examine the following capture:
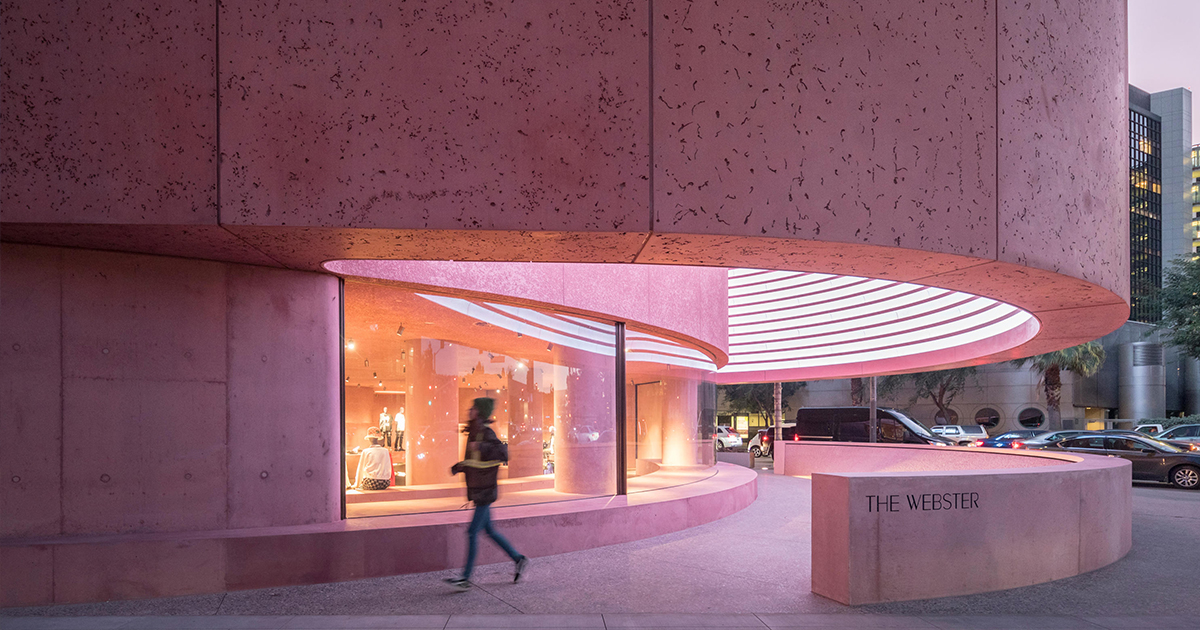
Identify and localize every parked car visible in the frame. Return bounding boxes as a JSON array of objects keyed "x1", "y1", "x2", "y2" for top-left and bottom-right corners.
[
  {"x1": 931, "y1": 424, "x2": 989, "y2": 445},
  {"x1": 1155, "y1": 424, "x2": 1200, "y2": 443},
  {"x1": 1102, "y1": 429, "x2": 1199, "y2": 452},
  {"x1": 1014, "y1": 430, "x2": 1092, "y2": 449},
  {"x1": 1051, "y1": 434, "x2": 1200, "y2": 489},
  {"x1": 747, "y1": 425, "x2": 796, "y2": 457},
  {"x1": 968, "y1": 429, "x2": 1043, "y2": 448},
  {"x1": 792, "y1": 407, "x2": 954, "y2": 447},
  {"x1": 715, "y1": 426, "x2": 743, "y2": 451}
]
